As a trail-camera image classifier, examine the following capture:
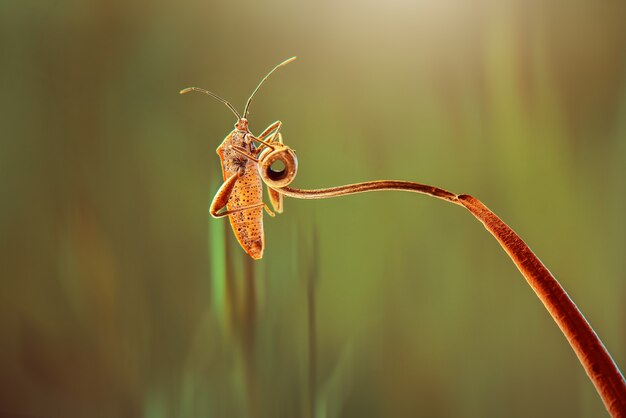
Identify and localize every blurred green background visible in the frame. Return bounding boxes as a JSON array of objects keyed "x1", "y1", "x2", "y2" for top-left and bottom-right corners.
[{"x1": 1, "y1": 0, "x2": 625, "y2": 417}]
